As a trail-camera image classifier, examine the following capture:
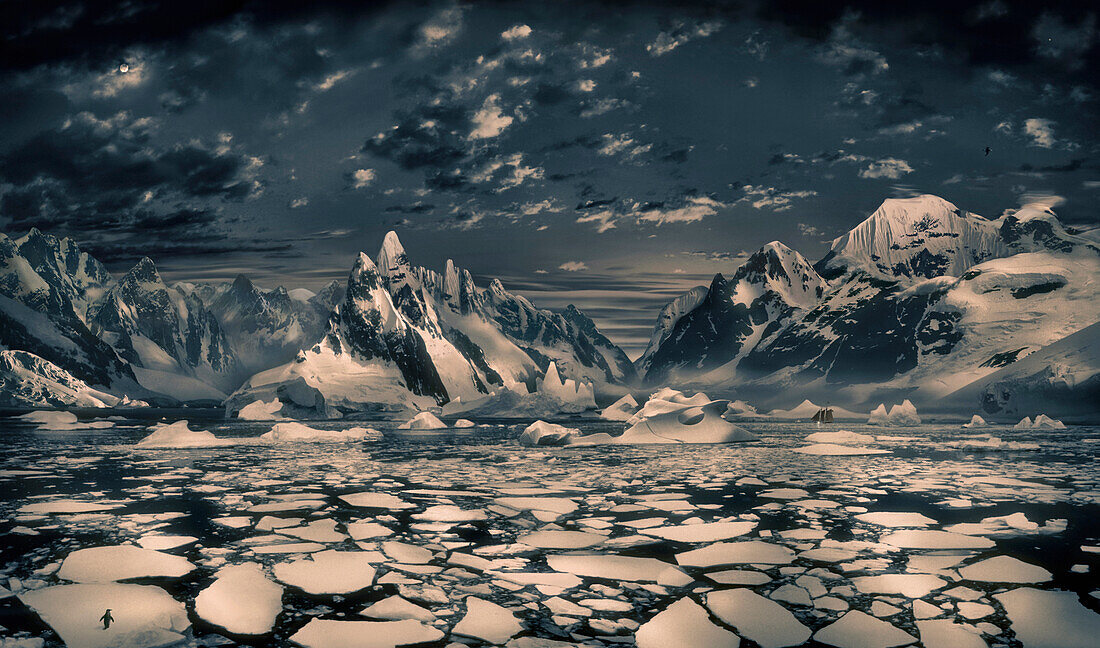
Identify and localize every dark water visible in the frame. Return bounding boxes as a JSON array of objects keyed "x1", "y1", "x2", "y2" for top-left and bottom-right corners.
[{"x1": 1, "y1": 413, "x2": 1099, "y2": 647}]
